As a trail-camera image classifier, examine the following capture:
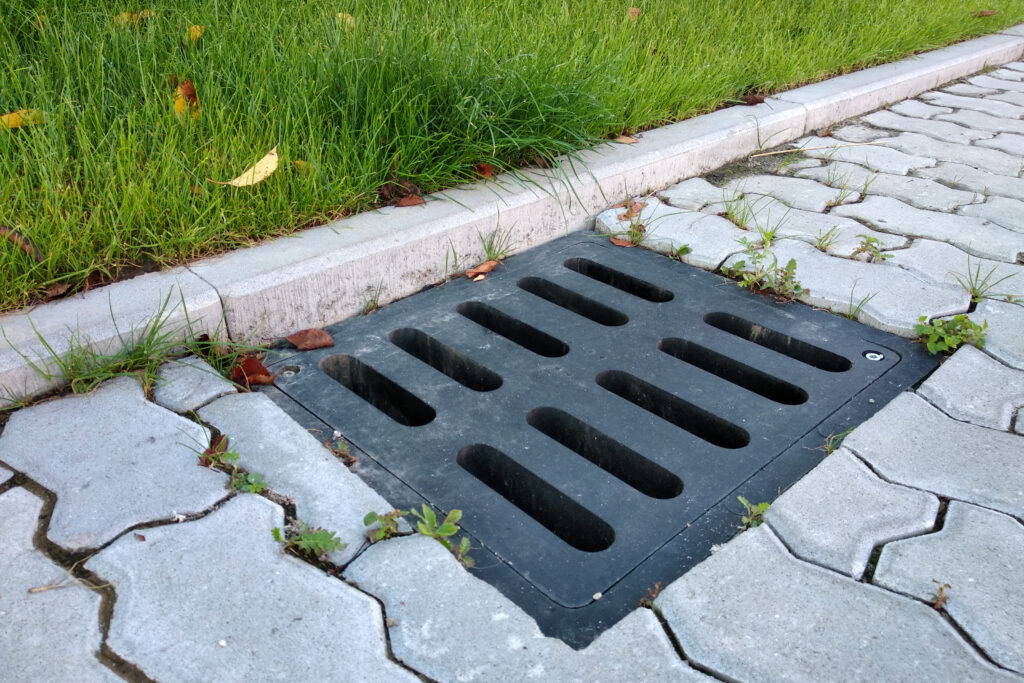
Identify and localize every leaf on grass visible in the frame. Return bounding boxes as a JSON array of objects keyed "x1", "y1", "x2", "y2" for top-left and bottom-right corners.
[
  {"x1": 173, "y1": 79, "x2": 199, "y2": 120},
  {"x1": 1, "y1": 225, "x2": 43, "y2": 262},
  {"x1": 475, "y1": 163, "x2": 494, "y2": 178},
  {"x1": 185, "y1": 24, "x2": 204, "y2": 42},
  {"x1": 209, "y1": 146, "x2": 279, "y2": 187},
  {"x1": 613, "y1": 134, "x2": 638, "y2": 144},
  {"x1": 377, "y1": 177, "x2": 420, "y2": 203},
  {"x1": 335, "y1": 12, "x2": 356, "y2": 29},
  {"x1": 228, "y1": 356, "x2": 275, "y2": 388},
  {"x1": 466, "y1": 260, "x2": 499, "y2": 278},
  {"x1": 292, "y1": 160, "x2": 312, "y2": 173},
  {"x1": 973, "y1": 9, "x2": 997, "y2": 17},
  {"x1": 113, "y1": 10, "x2": 155, "y2": 28},
  {"x1": 286, "y1": 328, "x2": 334, "y2": 350},
  {"x1": 1, "y1": 109, "x2": 47, "y2": 130},
  {"x1": 395, "y1": 194, "x2": 425, "y2": 207},
  {"x1": 43, "y1": 283, "x2": 71, "y2": 301},
  {"x1": 626, "y1": 7, "x2": 641, "y2": 20},
  {"x1": 609, "y1": 235, "x2": 635, "y2": 247}
]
